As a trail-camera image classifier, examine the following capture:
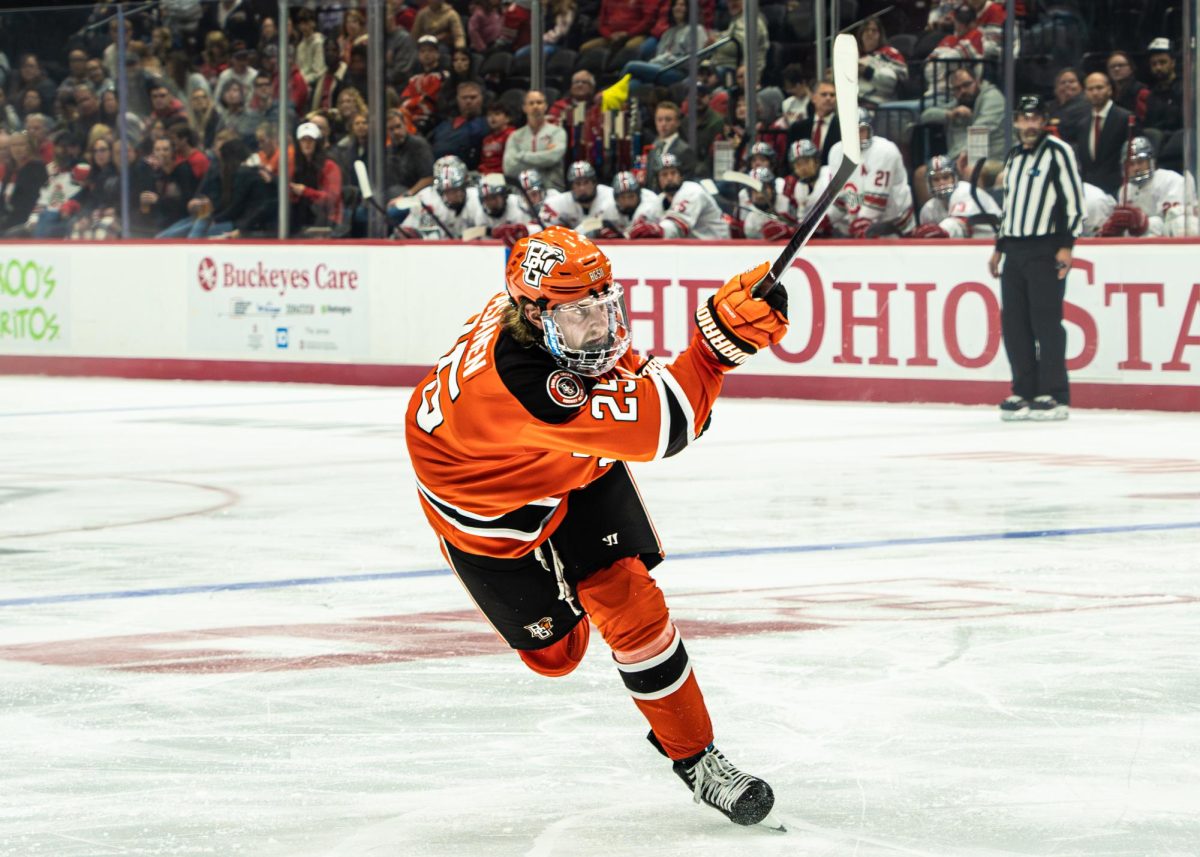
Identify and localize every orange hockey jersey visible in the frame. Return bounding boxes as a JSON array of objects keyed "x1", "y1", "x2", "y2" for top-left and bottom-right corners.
[{"x1": 405, "y1": 291, "x2": 726, "y2": 558}]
